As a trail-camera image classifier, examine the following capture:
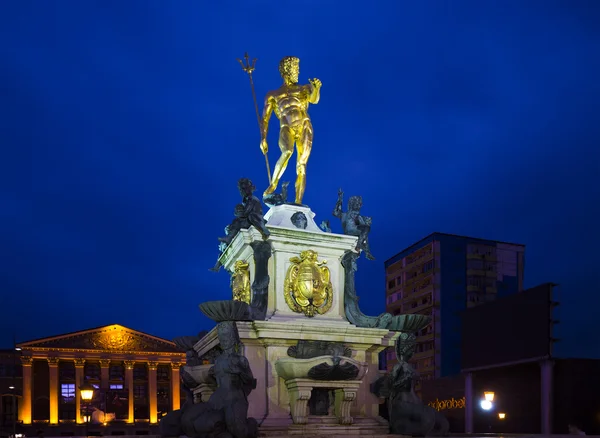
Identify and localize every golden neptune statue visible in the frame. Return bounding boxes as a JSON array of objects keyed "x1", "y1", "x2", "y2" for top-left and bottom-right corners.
[{"x1": 260, "y1": 57, "x2": 322, "y2": 205}]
